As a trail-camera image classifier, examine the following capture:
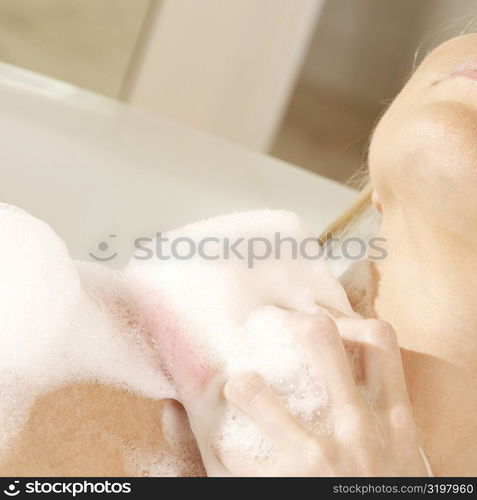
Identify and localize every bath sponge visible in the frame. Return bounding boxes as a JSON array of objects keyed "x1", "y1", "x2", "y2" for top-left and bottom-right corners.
[{"x1": 126, "y1": 210, "x2": 355, "y2": 475}]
